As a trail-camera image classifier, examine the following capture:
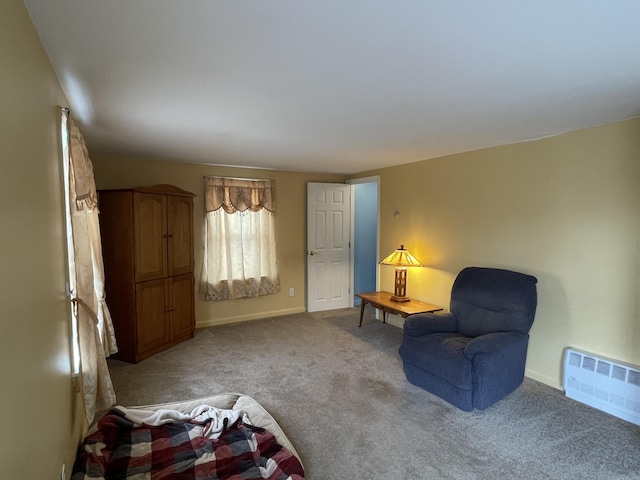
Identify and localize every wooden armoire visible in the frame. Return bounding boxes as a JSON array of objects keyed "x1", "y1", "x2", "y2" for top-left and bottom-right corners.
[{"x1": 99, "y1": 184, "x2": 196, "y2": 363}]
